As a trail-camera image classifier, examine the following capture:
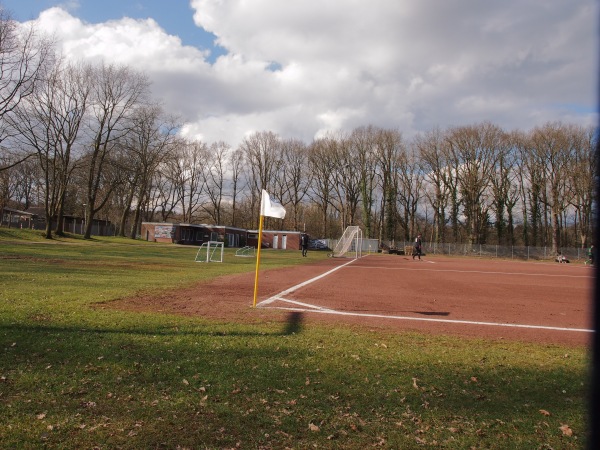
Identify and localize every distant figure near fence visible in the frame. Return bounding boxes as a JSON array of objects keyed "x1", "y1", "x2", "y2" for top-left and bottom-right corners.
[
  {"x1": 300, "y1": 233, "x2": 309, "y2": 257},
  {"x1": 413, "y1": 234, "x2": 422, "y2": 260}
]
